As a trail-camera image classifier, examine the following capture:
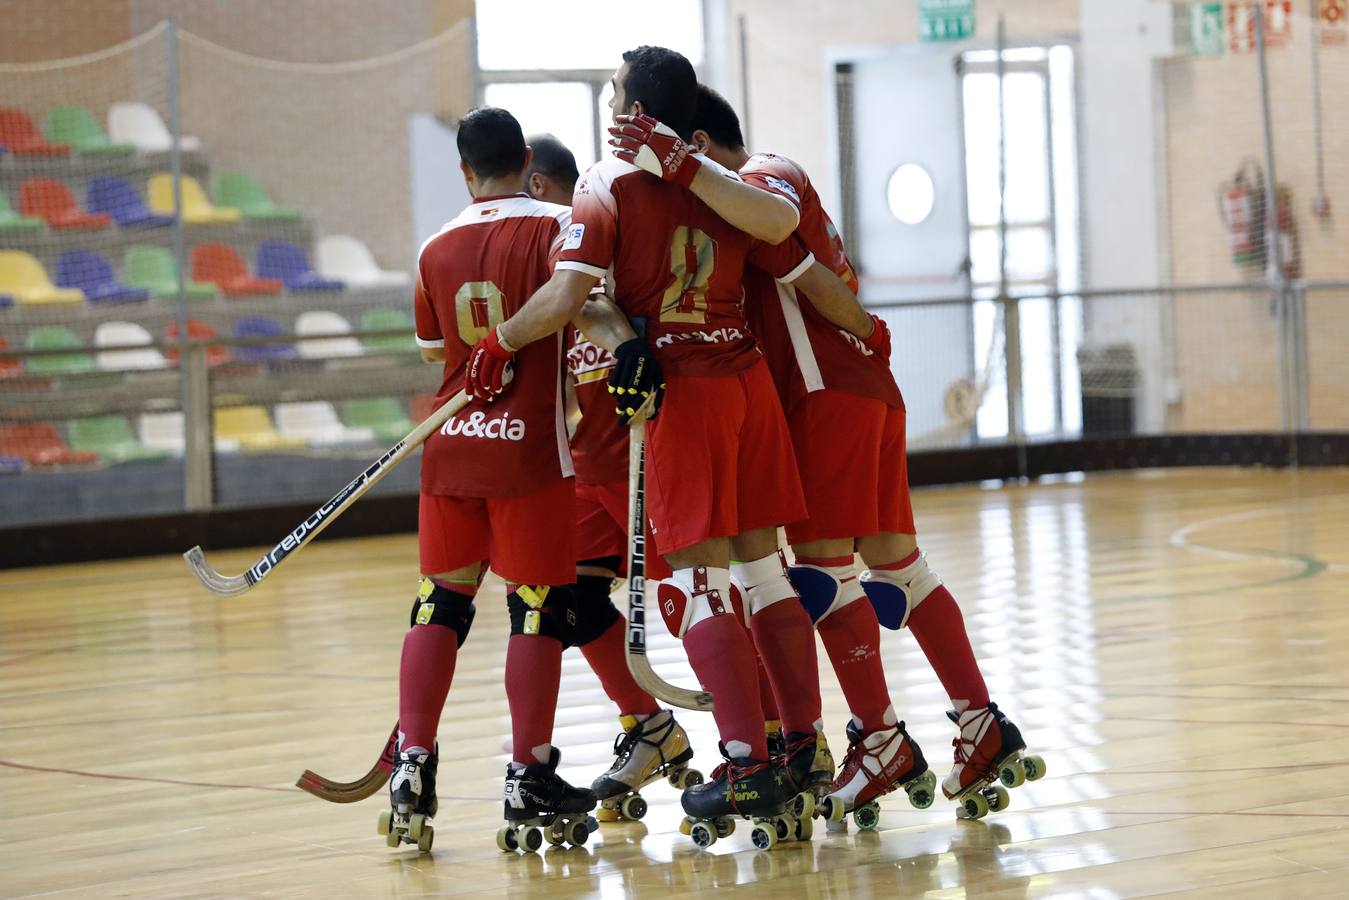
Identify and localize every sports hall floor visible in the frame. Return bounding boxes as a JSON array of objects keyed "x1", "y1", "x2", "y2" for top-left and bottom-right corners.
[{"x1": 2, "y1": 467, "x2": 1348, "y2": 898}]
